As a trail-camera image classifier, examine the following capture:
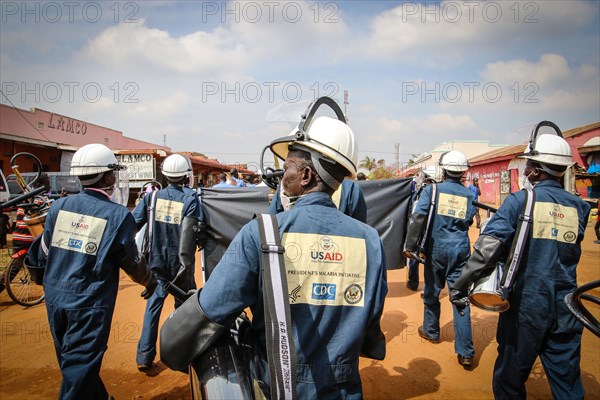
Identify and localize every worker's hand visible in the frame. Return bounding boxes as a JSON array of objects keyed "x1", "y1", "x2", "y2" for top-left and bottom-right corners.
[
  {"x1": 450, "y1": 289, "x2": 469, "y2": 316},
  {"x1": 141, "y1": 276, "x2": 158, "y2": 300},
  {"x1": 402, "y1": 250, "x2": 426, "y2": 264}
]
